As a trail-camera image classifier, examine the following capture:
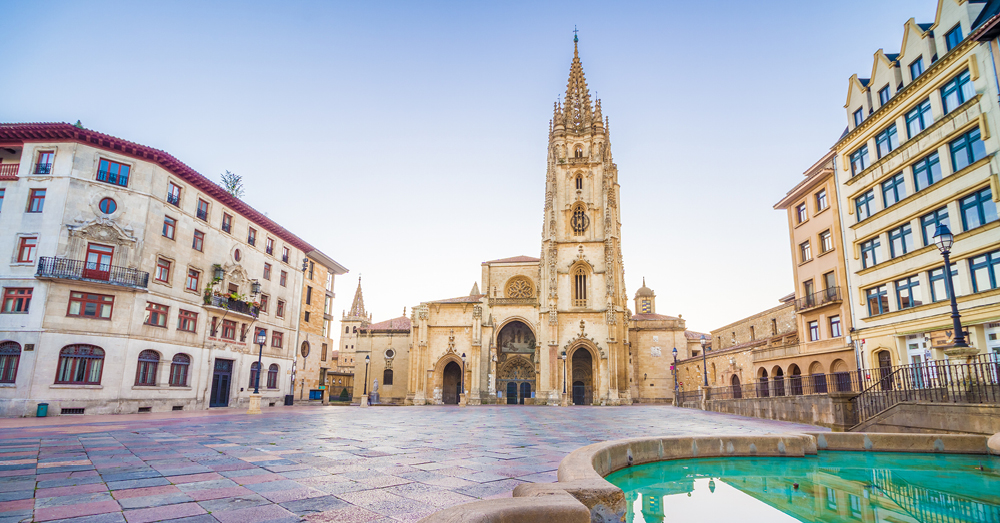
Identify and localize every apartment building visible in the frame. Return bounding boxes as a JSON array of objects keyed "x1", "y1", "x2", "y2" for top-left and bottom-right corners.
[
  {"x1": 0, "y1": 122, "x2": 345, "y2": 416},
  {"x1": 294, "y1": 251, "x2": 347, "y2": 403},
  {"x1": 773, "y1": 152, "x2": 857, "y2": 379},
  {"x1": 834, "y1": 0, "x2": 1000, "y2": 371}
]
